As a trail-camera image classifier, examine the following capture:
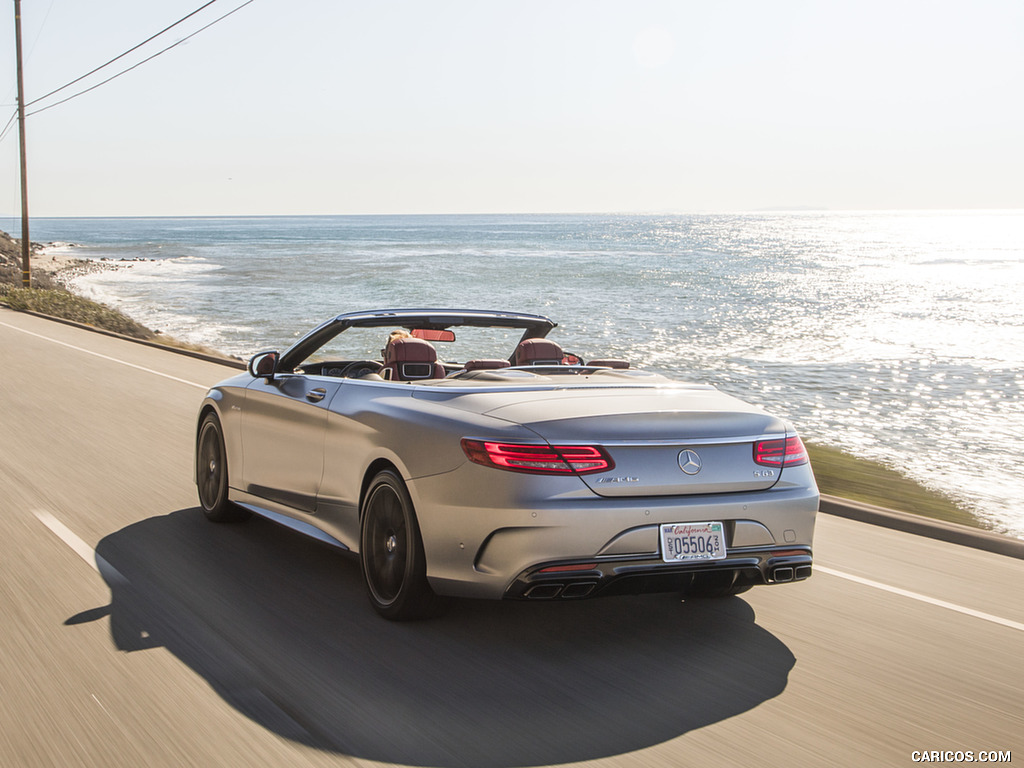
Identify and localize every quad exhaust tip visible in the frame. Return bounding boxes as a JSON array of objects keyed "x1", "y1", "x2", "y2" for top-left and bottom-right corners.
[
  {"x1": 524, "y1": 583, "x2": 563, "y2": 599},
  {"x1": 523, "y1": 582, "x2": 598, "y2": 599},
  {"x1": 773, "y1": 566, "x2": 795, "y2": 582},
  {"x1": 561, "y1": 582, "x2": 597, "y2": 599},
  {"x1": 770, "y1": 564, "x2": 812, "y2": 583}
]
